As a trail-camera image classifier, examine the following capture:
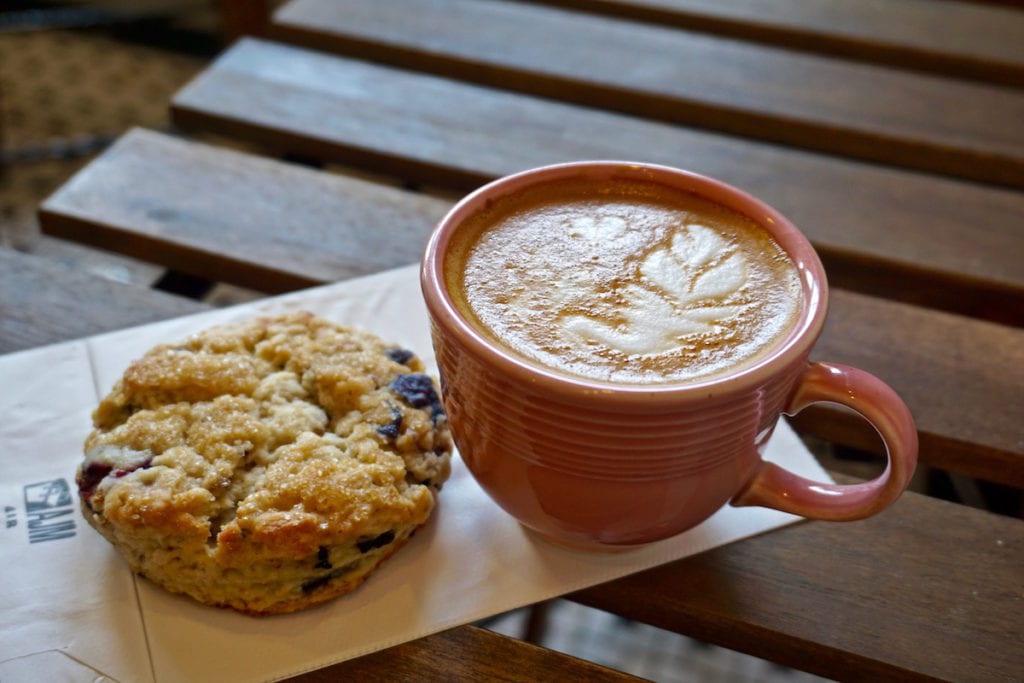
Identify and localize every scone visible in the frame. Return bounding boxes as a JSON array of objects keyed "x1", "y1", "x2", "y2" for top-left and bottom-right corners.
[{"x1": 76, "y1": 312, "x2": 452, "y2": 615}]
